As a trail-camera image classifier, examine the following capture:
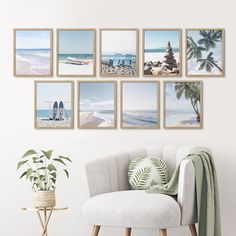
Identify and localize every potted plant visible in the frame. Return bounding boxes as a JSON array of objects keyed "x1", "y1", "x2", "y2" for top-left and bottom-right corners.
[{"x1": 17, "y1": 149, "x2": 72, "y2": 208}]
